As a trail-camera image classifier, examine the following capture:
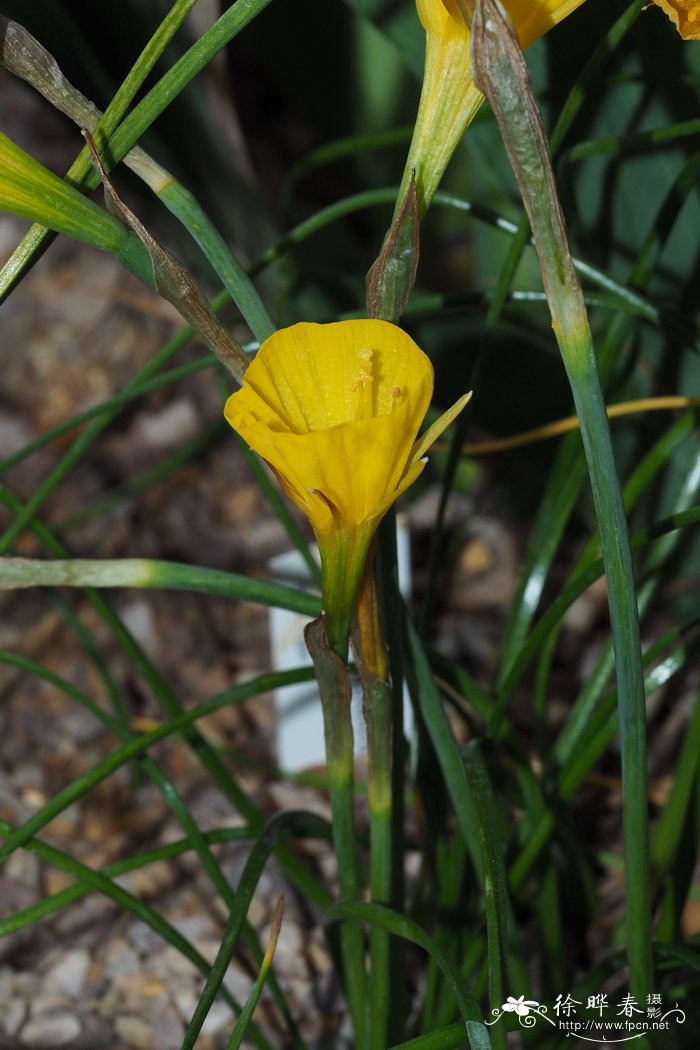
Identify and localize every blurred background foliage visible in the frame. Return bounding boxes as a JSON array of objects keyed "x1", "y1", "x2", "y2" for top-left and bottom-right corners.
[
  {"x1": 1, "y1": 3, "x2": 700, "y2": 1042},
  {"x1": 3, "y1": 0, "x2": 698, "y2": 608}
]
